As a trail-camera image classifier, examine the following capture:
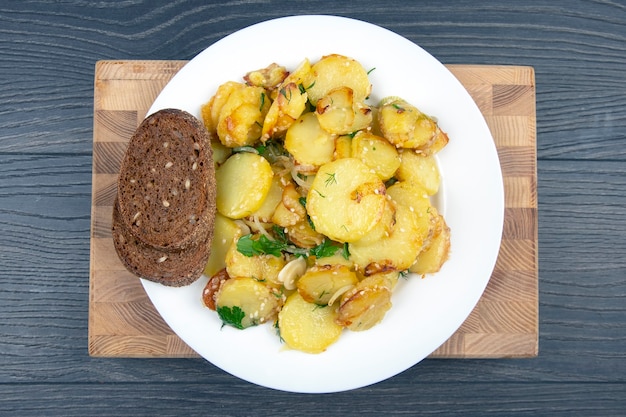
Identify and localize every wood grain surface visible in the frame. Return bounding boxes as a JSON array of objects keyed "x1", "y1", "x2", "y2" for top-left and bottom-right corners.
[
  {"x1": 2, "y1": 1, "x2": 626, "y2": 415},
  {"x1": 88, "y1": 60, "x2": 538, "y2": 358}
]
